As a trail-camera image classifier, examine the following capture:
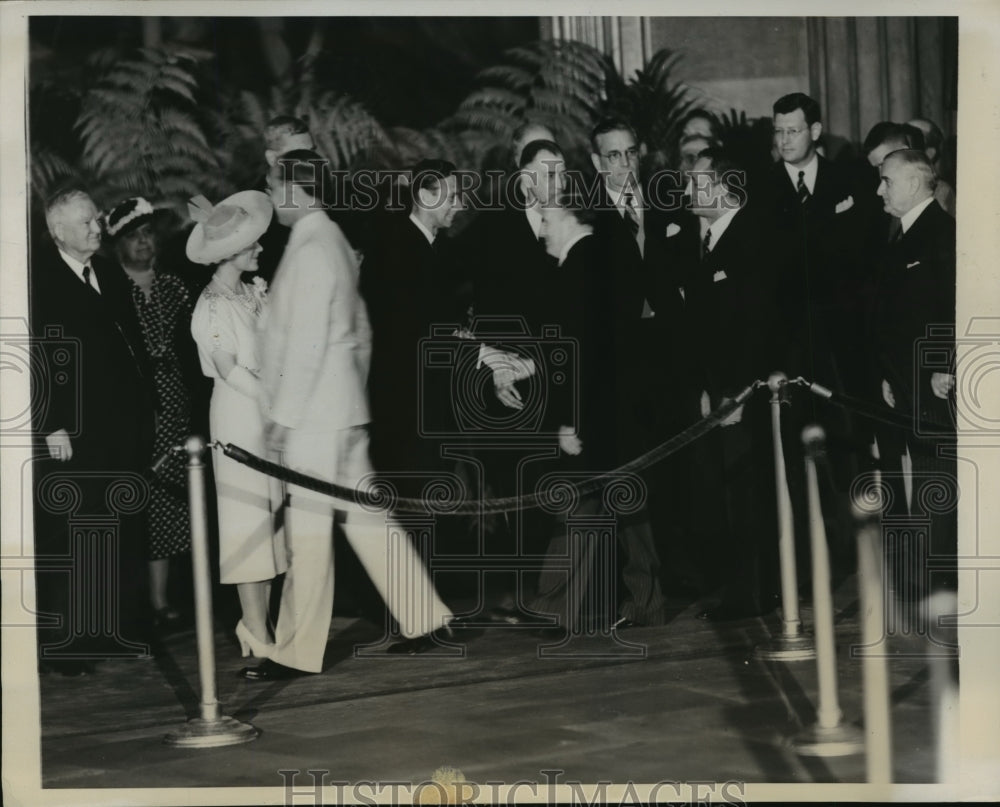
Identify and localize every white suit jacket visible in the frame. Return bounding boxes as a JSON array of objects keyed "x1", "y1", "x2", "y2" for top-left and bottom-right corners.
[{"x1": 260, "y1": 211, "x2": 372, "y2": 432}]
